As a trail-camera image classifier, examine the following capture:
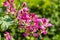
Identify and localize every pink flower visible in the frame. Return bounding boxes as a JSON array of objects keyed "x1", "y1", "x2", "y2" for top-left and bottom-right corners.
[
  {"x1": 33, "y1": 28, "x2": 38, "y2": 32},
  {"x1": 17, "y1": 2, "x2": 53, "y2": 37},
  {"x1": 26, "y1": 19, "x2": 31, "y2": 23},
  {"x1": 3, "y1": 1, "x2": 9, "y2": 7},
  {"x1": 23, "y1": 7, "x2": 29, "y2": 12},
  {"x1": 3, "y1": 0, "x2": 15, "y2": 14},
  {"x1": 11, "y1": 0, "x2": 14, "y2": 3},
  {"x1": 23, "y1": 33, "x2": 29, "y2": 37},
  {"x1": 10, "y1": 3, "x2": 14, "y2": 7},
  {"x1": 18, "y1": 10, "x2": 23, "y2": 14},
  {"x1": 7, "y1": 0, "x2": 14, "y2": 3},
  {"x1": 40, "y1": 18, "x2": 52, "y2": 27},
  {"x1": 33, "y1": 33, "x2": 38, "y2": 37},
  {"x1": 10, "y1": 8, "x2": 15, "y2": 14},
  {"x1": 22, "y1": 2, "x2": 27, "y2": 7},
  {"x1": 3, "y1": 0, "x2": 53, "y2": 38},
  {"x1": 5, "y1": 32, "x2": 12, "y2": 40},
  {"x1": 5, "y1": 32, "x2": 9, "y2": 35},
  {"x1": 40, "y1": 18, "x2": 49, "y2": 24},
  {"x1": 27, "y1": 26, "x2": 34, "y2": 31},
  {"x1": 30, "y1": 13, "x2": 35, "y2": 18},
  {"x1": 47, "y1": 23, "x2": 53, "y2": 26},
  {"x1": 40, "y1": 25, "x2": 46, "y2": 30},
  {"x1": 42, "y1": 30, "x2": 47, "y2": 35}
]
